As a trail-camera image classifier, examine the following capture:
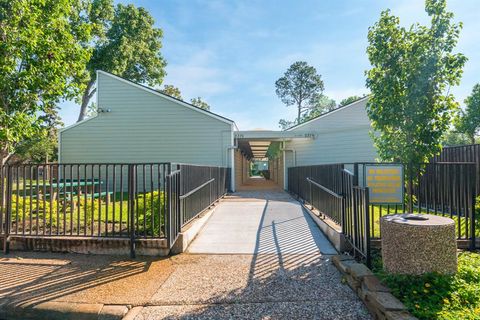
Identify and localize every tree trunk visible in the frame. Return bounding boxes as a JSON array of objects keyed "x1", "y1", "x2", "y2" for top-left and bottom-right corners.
[
  {"x1": 297, "y1": 103, "x2": 302, "y2": 124},
  {"x1": 77, "y1": 80, "x2": 95, "y2": 122}
]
